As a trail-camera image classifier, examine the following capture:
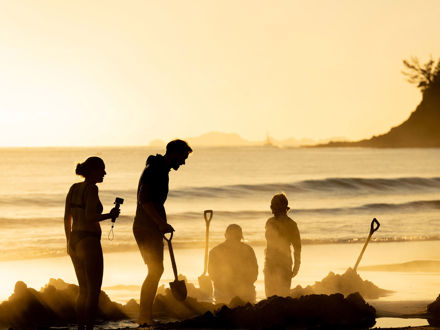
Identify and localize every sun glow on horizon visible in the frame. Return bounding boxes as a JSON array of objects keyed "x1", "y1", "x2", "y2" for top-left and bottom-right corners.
[{"x1": 0, "y1": 0, "x2": 439, "y2": 147}]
